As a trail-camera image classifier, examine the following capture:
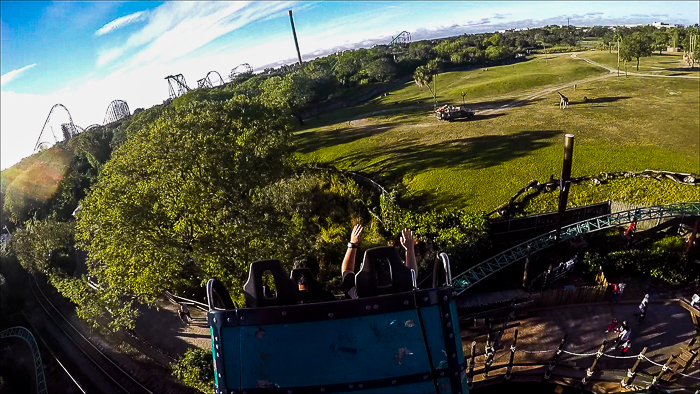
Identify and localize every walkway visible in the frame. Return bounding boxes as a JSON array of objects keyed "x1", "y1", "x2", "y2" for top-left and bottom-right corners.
[{"x1": 463, "y1": 298, "x2": 700, "y2": 391}]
